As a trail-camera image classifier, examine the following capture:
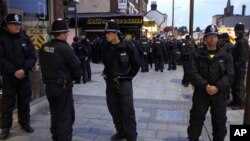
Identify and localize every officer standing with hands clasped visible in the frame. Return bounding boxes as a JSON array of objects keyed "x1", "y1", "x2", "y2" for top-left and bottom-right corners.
[
  {"x1": 39, "y1": 18, "x2": 82, "y2": 141},
  {"x1": 101, "y1": 20, "x2": 140, "y2": 141},
  {"x1": 229, "y1": 22, "x2": 249, "y2": 110},
  {"x1": 187, "y1": 25, "x2": 234, "y2": 141},
  {"x1": 0, "y1": 13, "x2": 37, "y2": 140}
]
